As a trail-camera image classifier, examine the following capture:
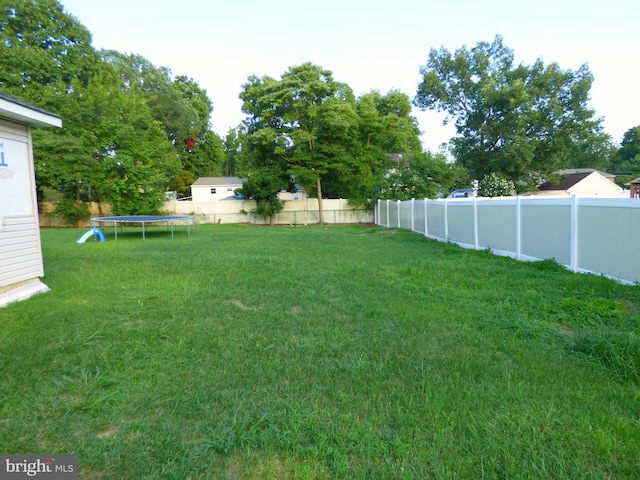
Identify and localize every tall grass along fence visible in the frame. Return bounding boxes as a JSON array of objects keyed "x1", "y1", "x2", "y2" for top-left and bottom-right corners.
[{"x1": 376, "y1": 195, "x2": 640, "y2": 285}]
